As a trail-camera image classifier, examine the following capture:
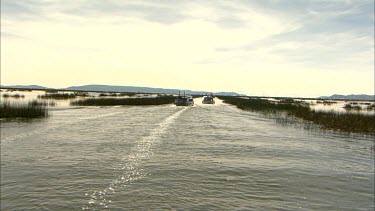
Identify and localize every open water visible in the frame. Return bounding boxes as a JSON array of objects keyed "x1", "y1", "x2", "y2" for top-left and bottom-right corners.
[{"x1": 1, "y1": 98, "x2": 374, "y2": 210}]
